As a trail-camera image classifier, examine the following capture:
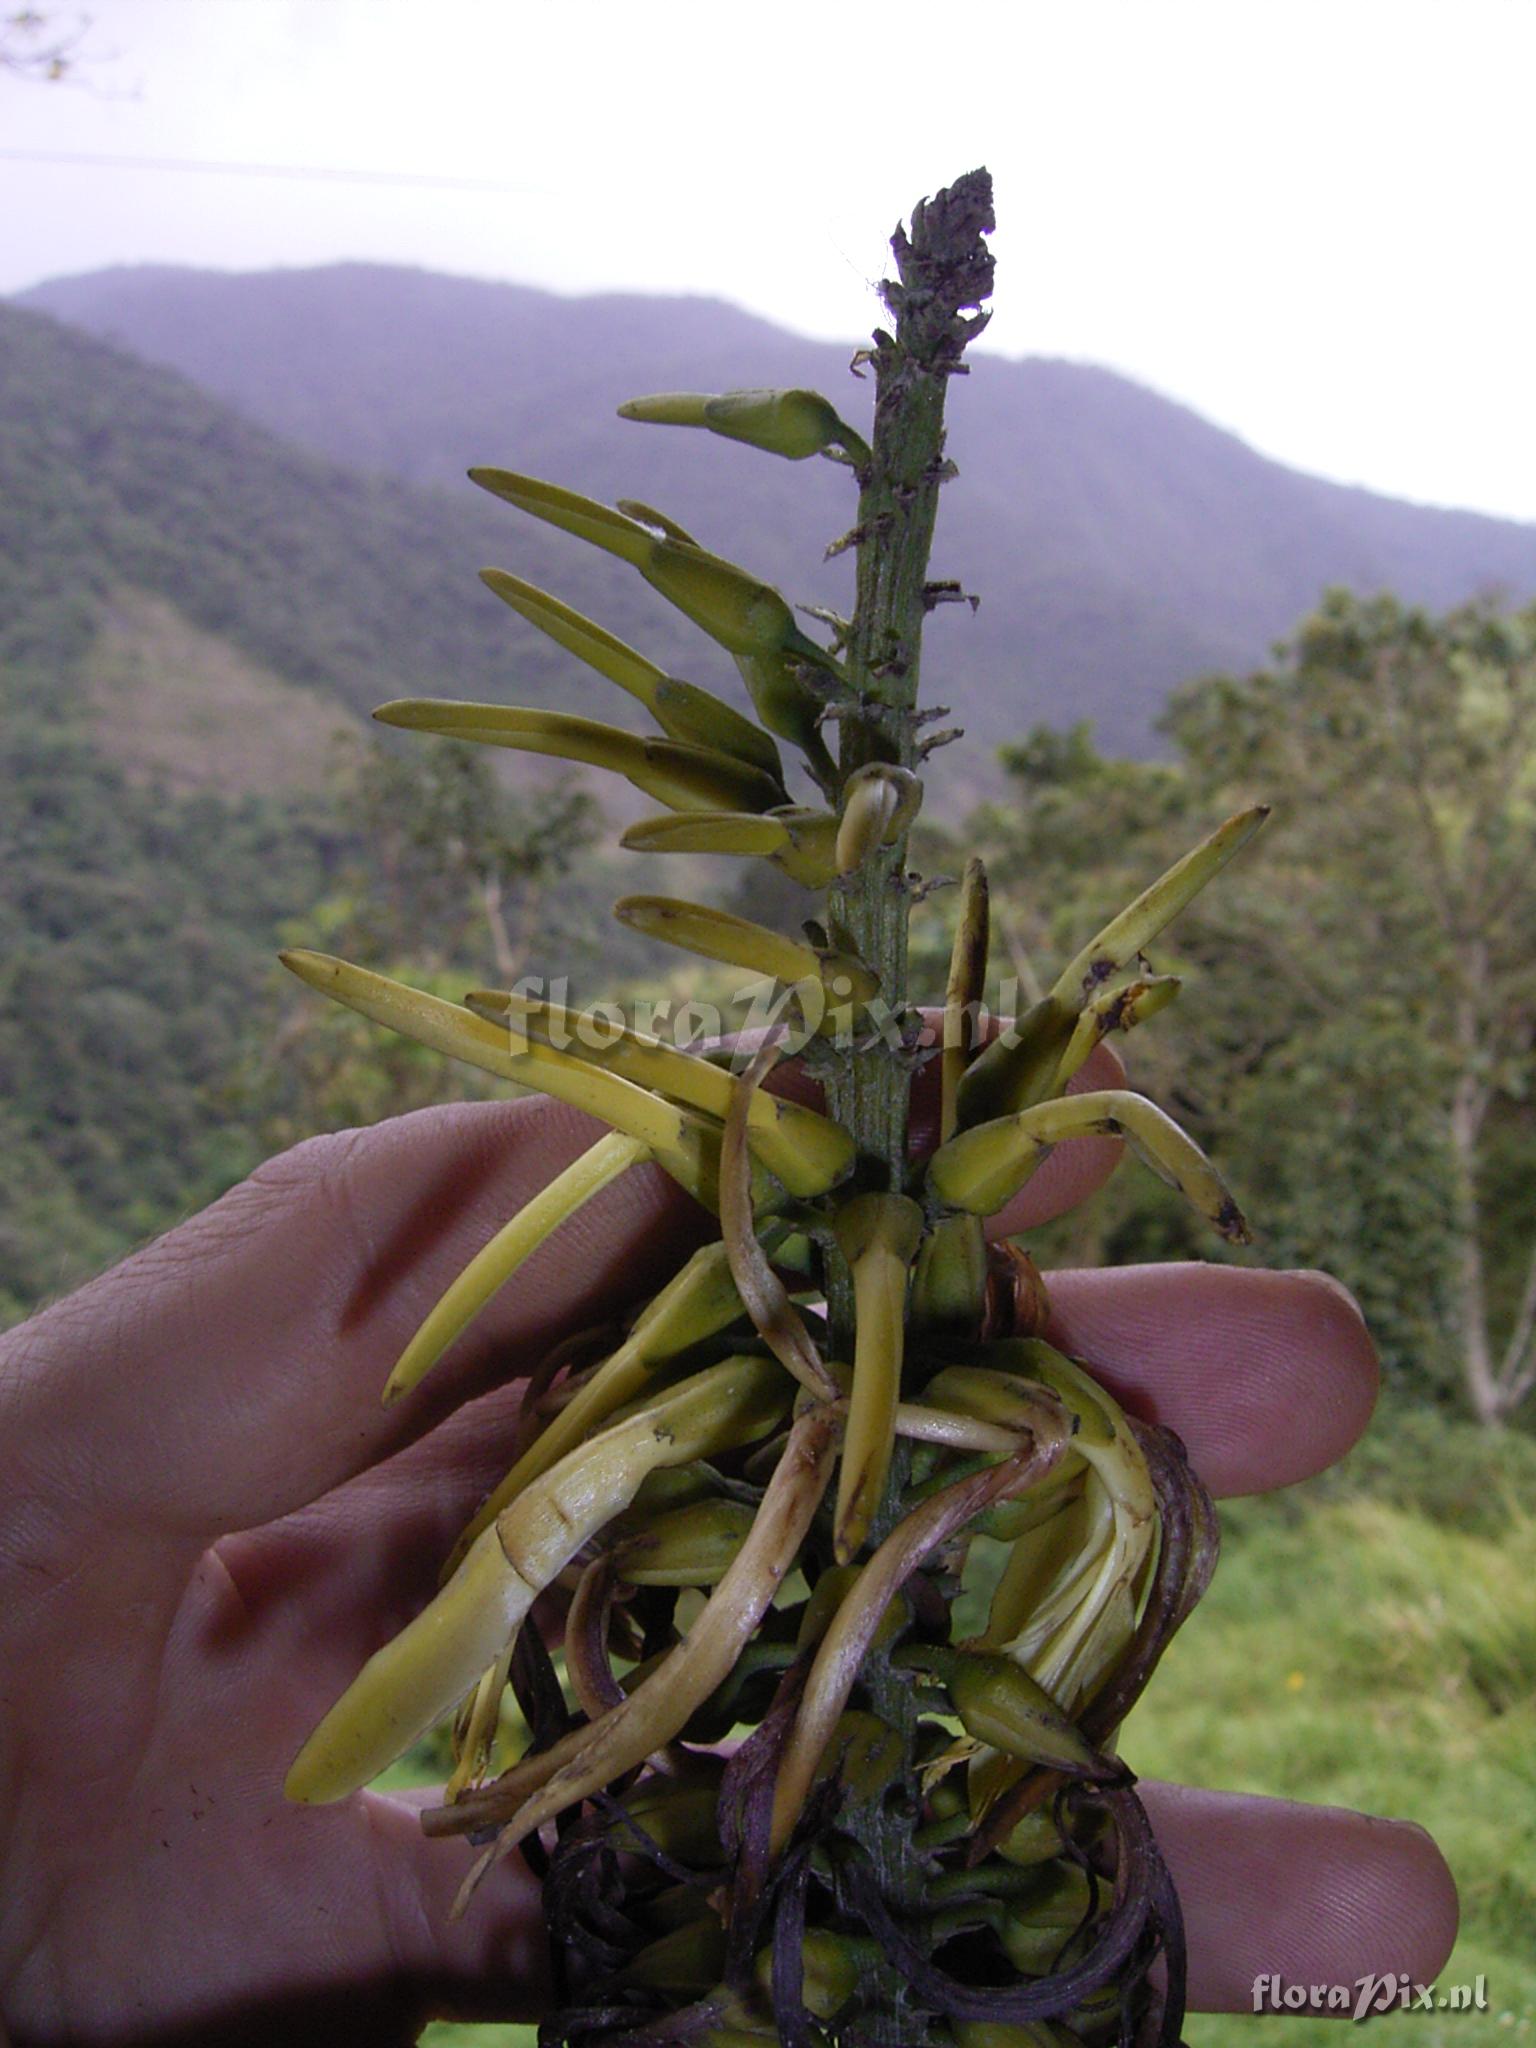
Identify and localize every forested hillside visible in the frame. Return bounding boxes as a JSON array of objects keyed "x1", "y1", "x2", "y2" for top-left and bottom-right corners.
[
  {"x1": 0, "y1": 299, "x2": 660, "y2": 738},
  {"x1": 23, "y1": 261, "x2": 1536, "y2": 755},
  {"x1": 0, "y1": 303, "x2": 638, "y2": 1320}
]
